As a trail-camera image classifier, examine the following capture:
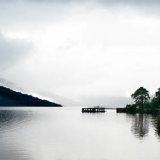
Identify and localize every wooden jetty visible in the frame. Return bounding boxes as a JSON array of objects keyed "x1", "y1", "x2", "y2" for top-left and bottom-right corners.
[{"x1": 82, "y1": 107, "x2": 105, "y2": 113}]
